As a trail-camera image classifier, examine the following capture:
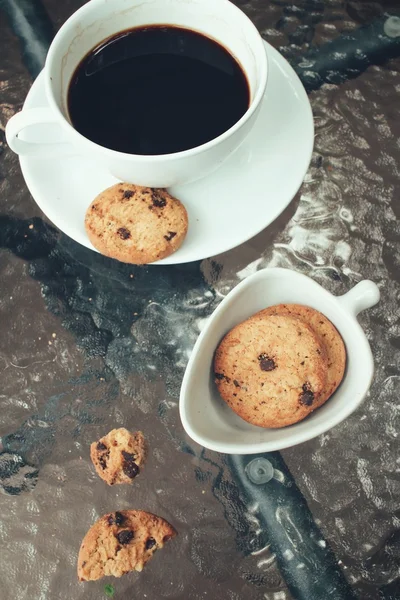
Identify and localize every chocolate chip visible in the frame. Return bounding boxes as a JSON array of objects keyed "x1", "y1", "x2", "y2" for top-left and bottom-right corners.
[
  {"x1": 299, "y1": 383, "x2": 314, "y2": 406},
  {"x1": 122, "y1": 463, "x2": 140, "y2": 479},
  {"x1": 99, "y1": 450, "x2": 110, "y2": 469},
  {"x1": 215, "y1": 372, "x2": 231, "y2": 383},
  {"x1": 107, "y1": 512, "x2": 125, "y2": 526},
  {"x1": 164, "y1": 231, "x2": 177, "y2": 242},
  {"x1": 123, "y1": 463, "x2": 139, "y2": 479},
  {"x1": 116, "y1": 530, "x2": 134, "y2": 545},
  {"x1": 145, "y1": 537, "x2": 156, "y2": 550},
  {"x1": 258, "y1": 354, "x2": 276, "y2": 371},
  {"x1": 115, "y1": 511, "x2": 125, "y2": 526},
  {"x1": 300, "y1": 391, "x2": 314, "y2": 406},
  {"x1": 152, "y1": 193, "x2": 167, "y2": 208},
  {"x1": 122, "y1": 190, "x2": 134, "y2": 199},
  {"x1": 122, "y1": 450, "x2": 137, "y2": 462},
  {"x1": 233, "y1": 380, "x2": 240, "y2": 388},
  {"x1": 122, "y1": 451, "x2": 139, "y2": 479},
  {"x1": 117, "y1": 227, "x2": 131, "y2": 240},
  {"x1": 97, "y1": 442, "x2": 107, "y2": 451}
]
